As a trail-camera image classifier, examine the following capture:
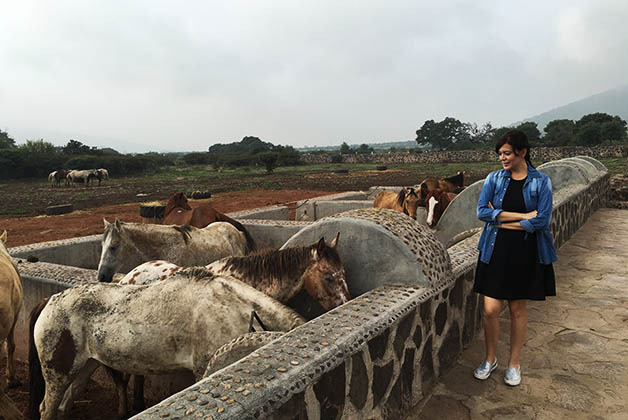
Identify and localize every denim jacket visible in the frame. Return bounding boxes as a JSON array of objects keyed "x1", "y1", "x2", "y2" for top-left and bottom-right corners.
[{"x1": 477, "y1": 165, "x2": 557, "y2": 265}]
